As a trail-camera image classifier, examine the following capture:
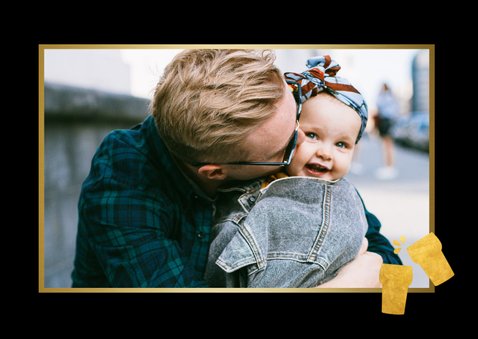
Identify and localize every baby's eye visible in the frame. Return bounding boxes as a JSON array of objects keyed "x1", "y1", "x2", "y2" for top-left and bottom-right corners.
[
  {"x1": 306, "y1": 132, "x2": 318, "y2": 140},
  {"x1": 336, "y1": 141, "x2": 347, "y2": 149}
]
